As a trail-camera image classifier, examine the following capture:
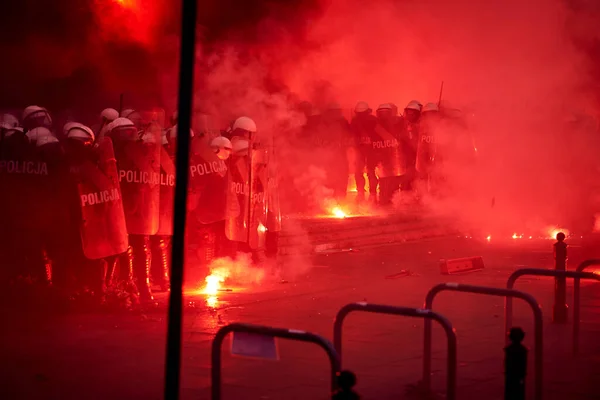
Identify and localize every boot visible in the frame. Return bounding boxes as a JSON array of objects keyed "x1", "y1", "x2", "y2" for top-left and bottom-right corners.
[
  {"x1": 119, "y1": 247, "x2": 139, "y2": 301},
  {"x1": 92, "y1": 260, "x2": 107, "y2": 304},
  {"x1": 131, "y1": 235, "x2": 154, "y2": 303},
  {"x1": 152, "y1": 236, "x2": 171, "y2": 292},
  {"x1": 105, "y1": 257, "x2": 116, "y2": 289}
]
